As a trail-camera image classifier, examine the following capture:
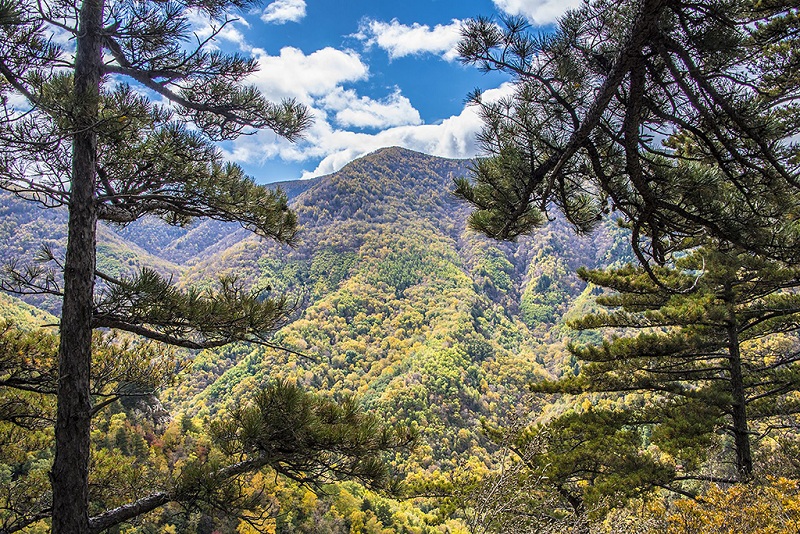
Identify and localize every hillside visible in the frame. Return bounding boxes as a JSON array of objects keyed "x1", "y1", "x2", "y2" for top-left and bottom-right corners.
[
  {"x1": 0, "y1": 147, "x2": 629, "y2": 454},
  {"x1": 0, "y1": 146, "x2": 631, "y2": 532},
  {"x1": 0, "y1": 191, "x2": 183, "y2": 313},
  {"x1": 159, "y1": 147, "x2": 630, "y2": 466}
]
